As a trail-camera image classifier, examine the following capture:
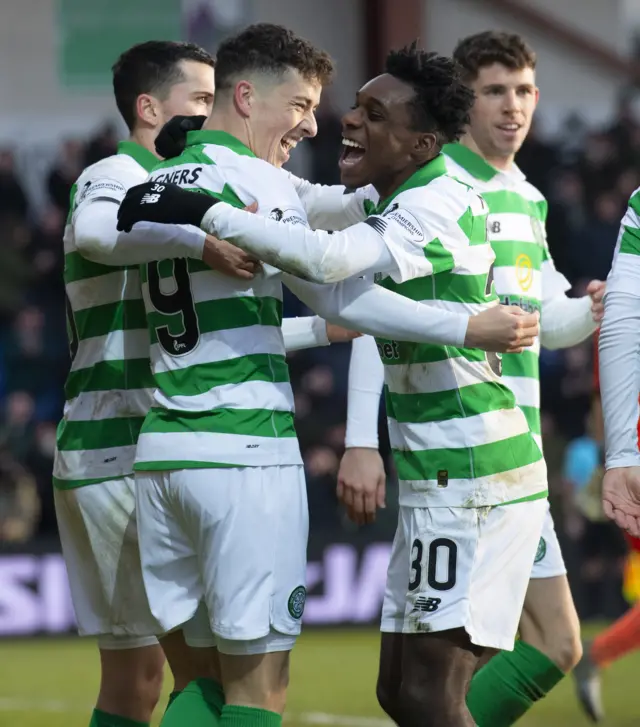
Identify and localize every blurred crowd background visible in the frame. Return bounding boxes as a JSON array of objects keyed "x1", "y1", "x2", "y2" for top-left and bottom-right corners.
[{"x1": 2, "y1": 0, "x2": 640, "y2": 626}]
